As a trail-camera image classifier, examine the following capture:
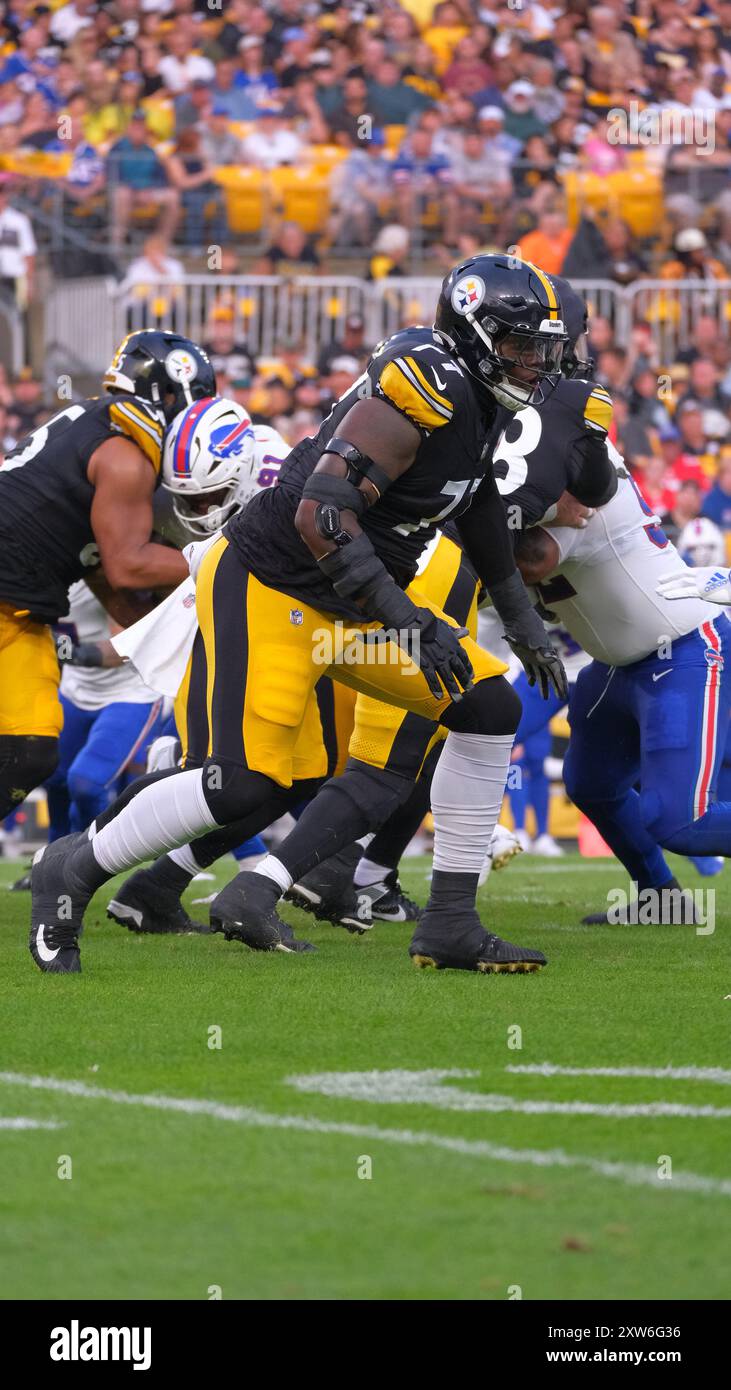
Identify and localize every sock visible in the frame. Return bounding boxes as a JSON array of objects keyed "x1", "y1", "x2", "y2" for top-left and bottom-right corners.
[
  {"x1": 255, "y1": 854, "x2": 292, "y2": 894},
  {"x1": 431, "y1": 732, "x2": 513, "y2": 875},
  {"x1": 169, "y1": 843, "x2": 203, "y2": 877},
  {"x1": 354, "y1": 856, "x2": 389, "y2": 888},
  {"x1": 92, "y1": 768, "x2": 218, "y2": 876},
  {"x1": 138, "y1": 853, "x2": 195, "y2": 895},
  {"x1": 364, "y1": 770, "x2": 434, "y2": 872}
]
